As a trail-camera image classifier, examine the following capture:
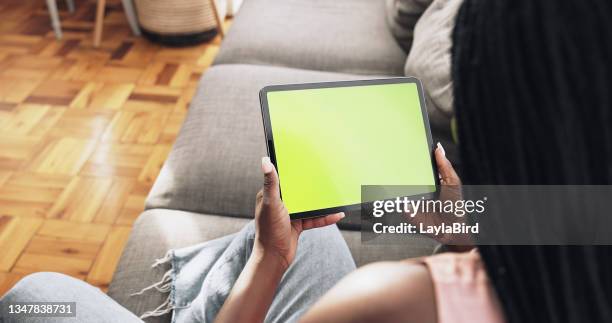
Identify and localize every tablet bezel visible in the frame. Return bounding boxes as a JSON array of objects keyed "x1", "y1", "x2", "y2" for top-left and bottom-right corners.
[{"x1": 259, "y1": 77, "x2": 440, "y2": 220}]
